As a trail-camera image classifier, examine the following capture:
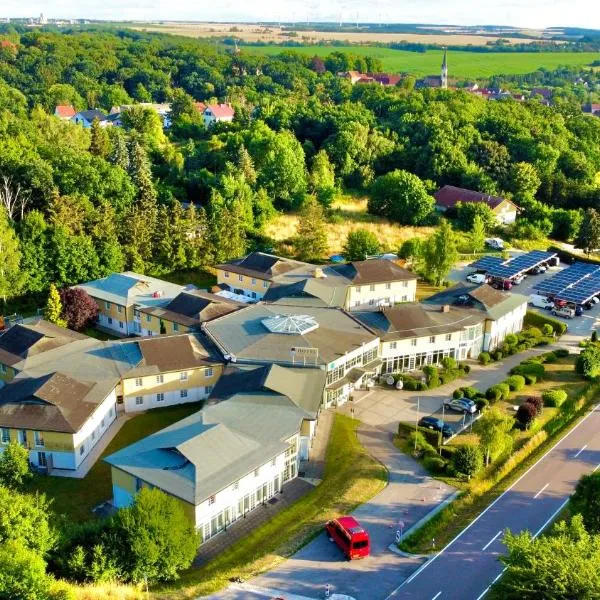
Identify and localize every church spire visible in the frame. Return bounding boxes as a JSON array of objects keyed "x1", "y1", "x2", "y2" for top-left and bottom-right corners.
[{"x1": 441, "y1": 48, "x2": 448, "y2": 89}]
